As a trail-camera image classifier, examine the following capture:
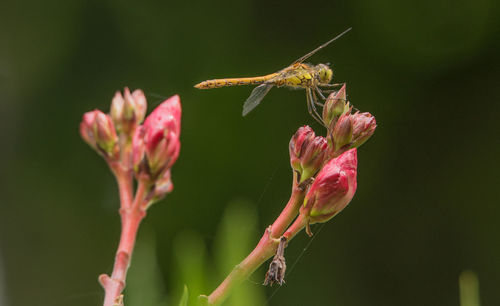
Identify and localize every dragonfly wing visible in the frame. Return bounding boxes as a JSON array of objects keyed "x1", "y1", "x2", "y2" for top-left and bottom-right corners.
[
  {"x1": 291, "y1": 27, "x2": 352, "y2": 65},
  {"x1": 242, "y1": 83, "x2": 274, "y2": 116}
]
